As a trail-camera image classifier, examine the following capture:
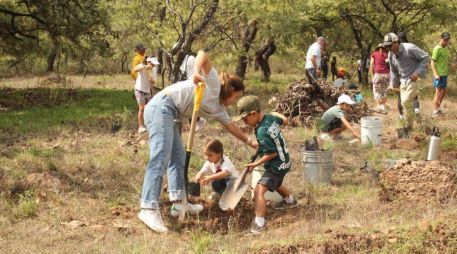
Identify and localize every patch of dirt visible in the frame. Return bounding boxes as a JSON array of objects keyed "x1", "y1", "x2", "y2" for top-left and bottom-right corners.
[
  {"x1": 162, "y1": 198, "x2": 255, "y2": 234},
  {"x1": 254, "y1": 232, "x2": 386, "y2": 254},
  {"x1": 424, "y1": 221, "x2": 457, "y2": 252},
  {"x1": 321, "y1": 232, "x2": 386, "y2": 254},
  {"x1": 440, "y1": 150, "x2": 457, "y2": 164},
  {"x1": 0, "y1": 87, "x2": 89, "y2": 111},
  {"x1": 26, "y1": 172, "x2": 62, "y2": 192},
  {"x1": 111, "y1": 206, "x2": 138, "y2": 219},
  {"x1": 389, "y1": 138, "x2": 420, "y2": 150},
  {"x1": 379, "y1": 159, "x2": 457, "y2": 202},
  {"x1": 255, "y1": 219, "x2": 457, "y2": 254}
]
